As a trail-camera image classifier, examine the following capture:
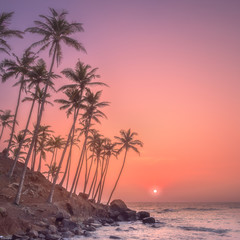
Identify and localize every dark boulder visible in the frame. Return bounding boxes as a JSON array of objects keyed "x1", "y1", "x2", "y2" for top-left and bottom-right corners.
[
  {"x1": 142, "y1": 217, "x2": 155, "y2": 224},
  {"x1": 136, "y1": 211, "x2": 150, "y2": 220},
  {"x1": 61, "y1": 219, "x2": 78, "y2": 230},
  {"x1": 110, "y1": 200, "x2": 128, "y2": 212}
]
